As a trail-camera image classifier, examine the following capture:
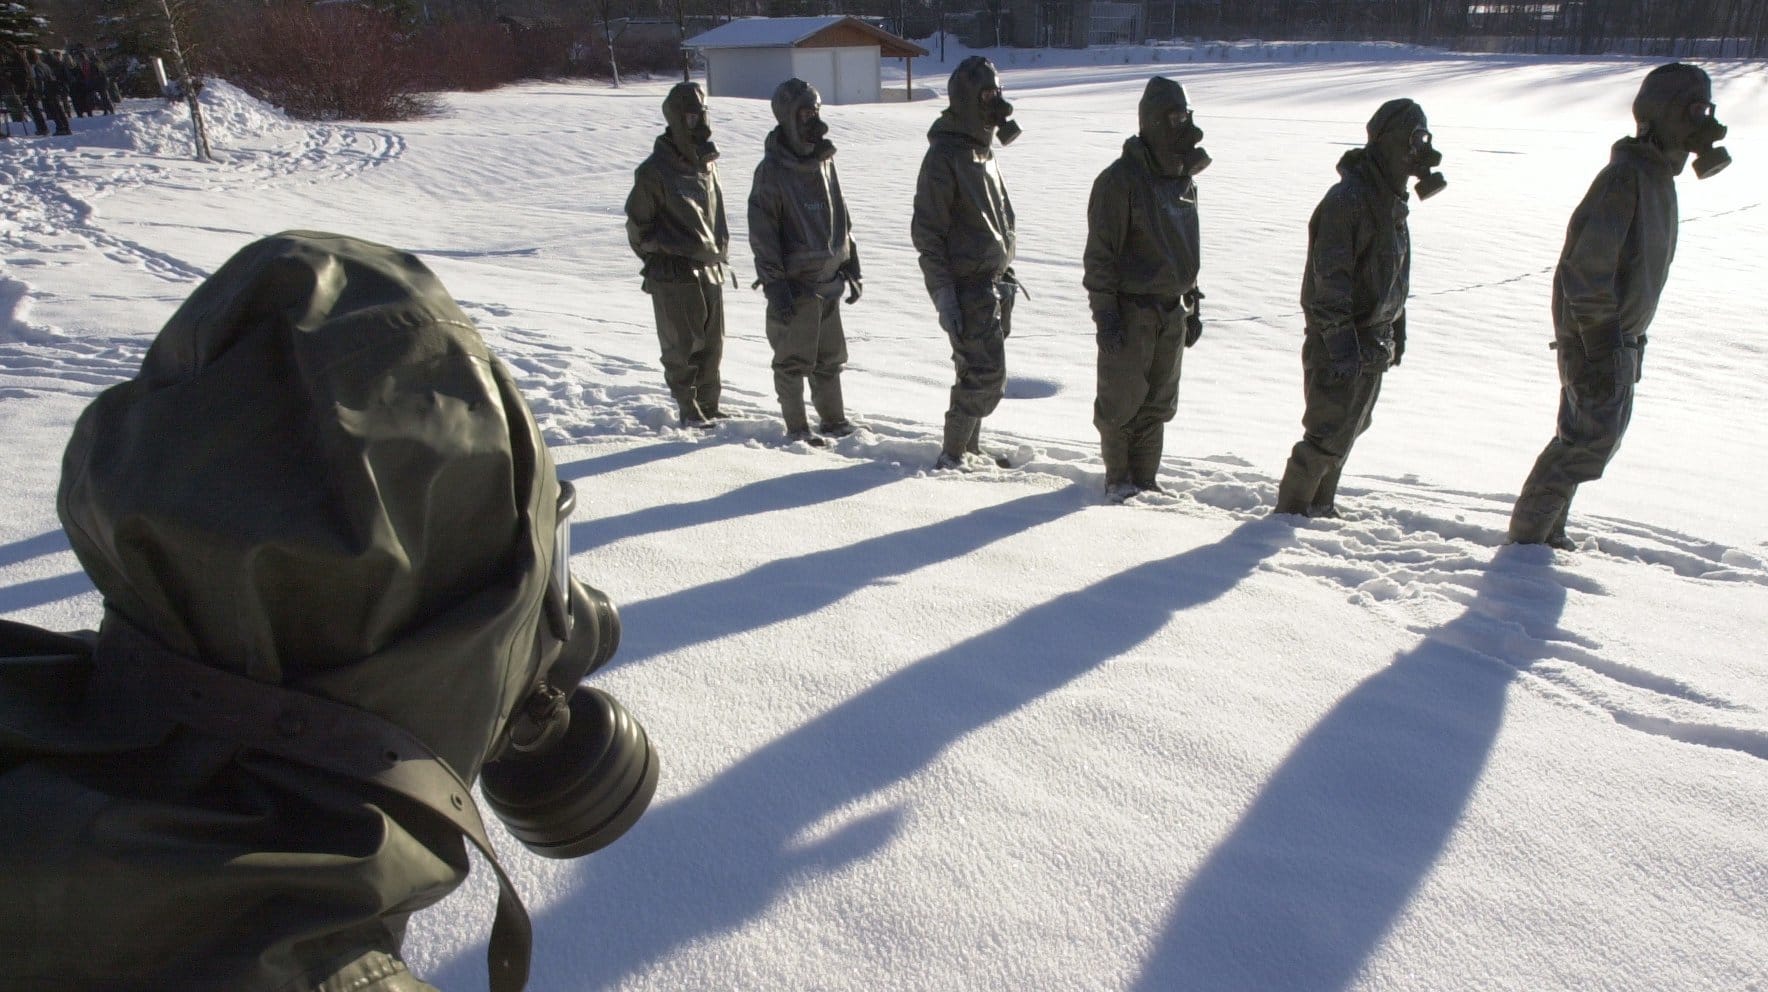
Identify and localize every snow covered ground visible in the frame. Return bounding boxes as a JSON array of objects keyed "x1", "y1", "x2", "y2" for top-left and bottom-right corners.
[{"x1": 3, "y1": 45, "x2": 1766, "y2": 992}]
